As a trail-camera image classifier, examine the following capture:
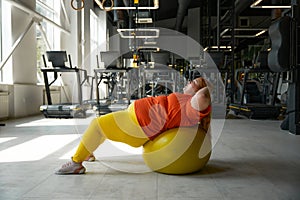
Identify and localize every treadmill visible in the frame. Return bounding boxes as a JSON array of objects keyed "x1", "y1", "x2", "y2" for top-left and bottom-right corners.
[
  {"x1": 229, "y1": 67, "x2": 281, "y2": 119},
  {"x1": 40, "y1": 51, "x2": 87, "y2": 118},
  {"x1": 93, "y1": 51, "x2": 132, "y2": 116}
]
